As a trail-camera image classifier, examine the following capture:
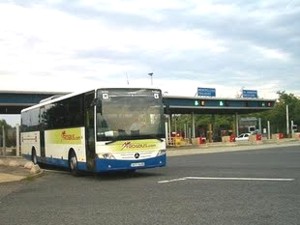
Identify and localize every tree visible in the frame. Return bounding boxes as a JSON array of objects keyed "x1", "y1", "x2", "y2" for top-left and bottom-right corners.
[{"x1": 255, "y1": 91, "x2": 300, "y2": 134}]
